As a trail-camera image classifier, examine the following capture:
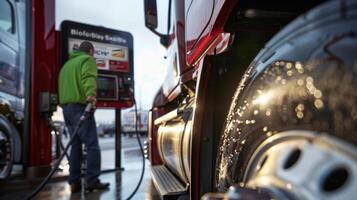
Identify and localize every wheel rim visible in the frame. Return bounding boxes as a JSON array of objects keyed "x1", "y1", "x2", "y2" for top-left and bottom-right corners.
[
  {"x1": 0, "y1": 130, "x2": 11, "y2": 179},
  {"x1": 243, "y1": 130, "x2": 357, "y2": 200}
]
